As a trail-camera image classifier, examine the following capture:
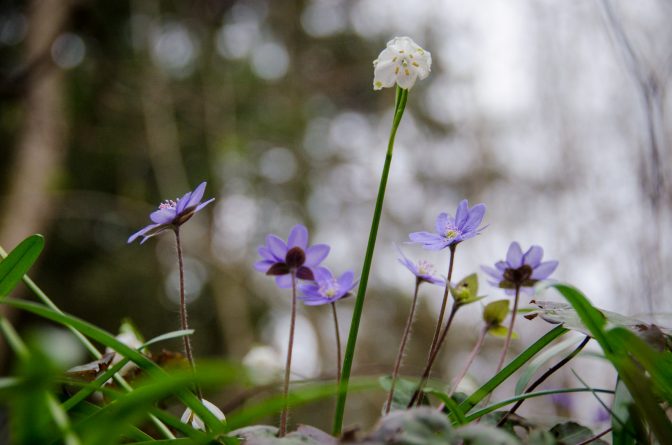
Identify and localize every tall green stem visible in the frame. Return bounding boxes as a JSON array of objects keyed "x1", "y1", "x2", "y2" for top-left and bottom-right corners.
[{"x1": 332, "y1": 86, "x2": 408, "y2": 435}]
